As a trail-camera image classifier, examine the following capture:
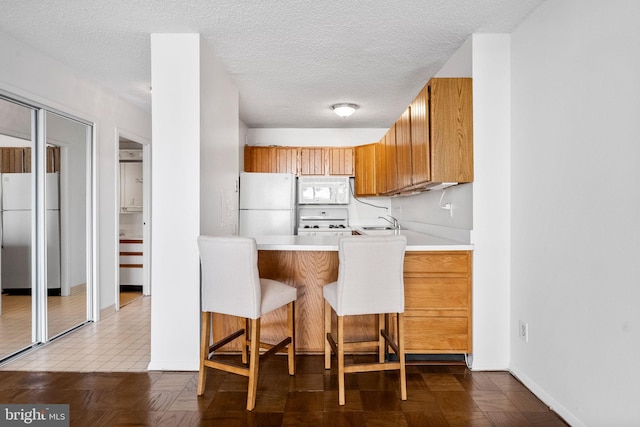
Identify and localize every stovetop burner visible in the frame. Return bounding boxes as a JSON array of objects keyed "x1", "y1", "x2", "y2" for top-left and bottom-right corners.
[{"x1": 297, "y1": 207, "x2": 351, "y2": 235}]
